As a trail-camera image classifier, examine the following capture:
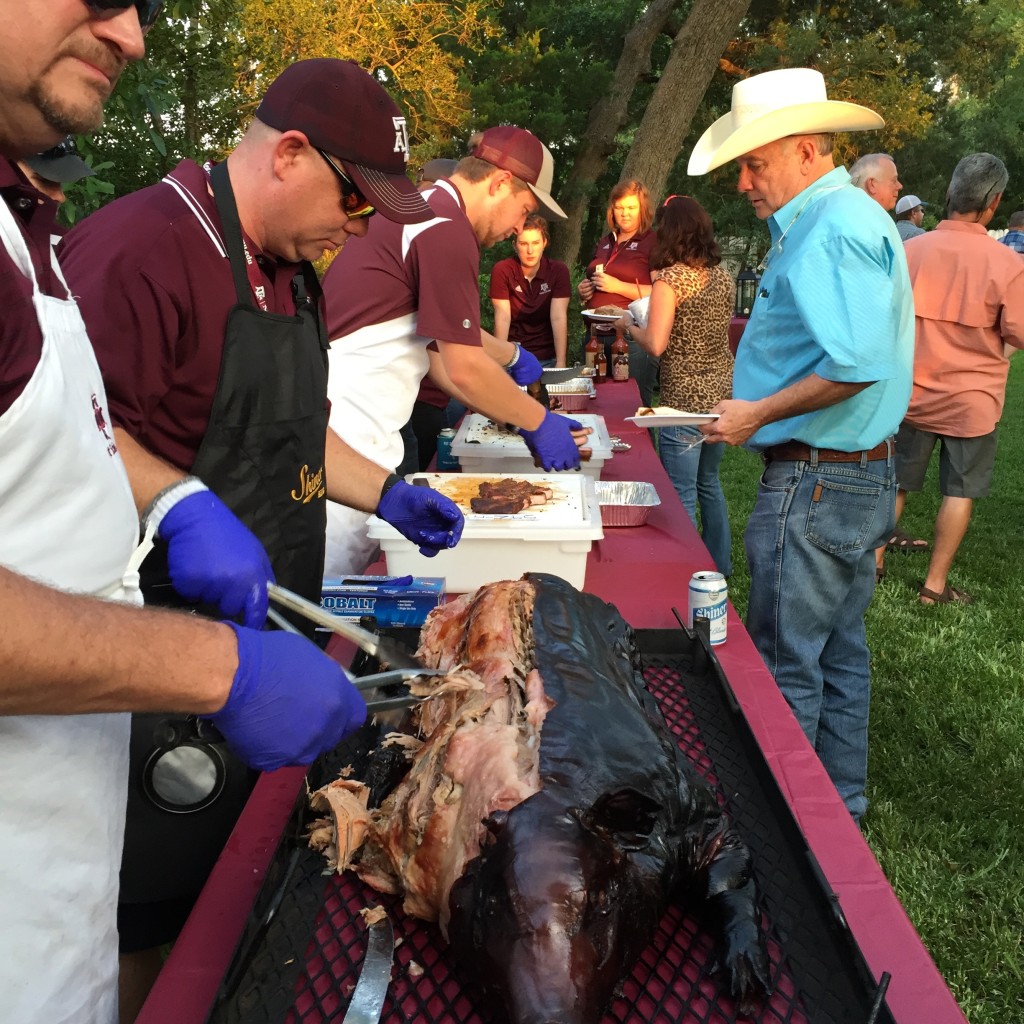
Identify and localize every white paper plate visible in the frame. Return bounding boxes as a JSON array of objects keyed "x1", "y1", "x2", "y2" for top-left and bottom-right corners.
[
  {"x1": 580, "y1": 310, "x2": 623, "y2": 322},
  {"x1": 626, "y1": 409, "x2": 720, "y2": 427}
]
